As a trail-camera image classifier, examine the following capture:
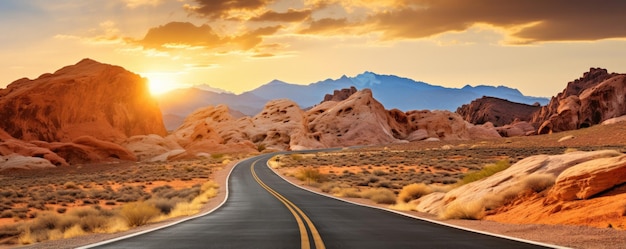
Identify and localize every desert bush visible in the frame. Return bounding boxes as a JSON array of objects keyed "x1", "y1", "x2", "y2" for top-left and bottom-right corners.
[
  {"x1": 334, "y1": 188, "x2": 361, "y2": 198},
  {"x1": 397, "y1": 183, "x2": 433, "y2": 203},
  {"x1": 460, "y1": 159, "x2": 510, "y2": 185},
  {"x1": 63, "y1": 181, "x2": 79, "y2": 190},
  {"x1": 361, "y1": 188, "x2": 396, "y2": 204},
  {"x1": 1, "y1": 210, "x2": 14, "y2": 218},
  {"x1": 295, "y1": 168, "x2": 326, "y2": 184},
  {"x1": 439, "y1": 201, "x2": 484, "y2": 220},
  {"x1": 521, "y1": 174, "x2": 556, "y2": 193},
  {"x1": 147, "y1": 198, "x2": 181, "y2": 215},
  {"x1": 320, "y1": 182, "x2": 339, "y2": 193},
  {"x1": 119, "y1": 202, "x2": 160, "y2": 227},
  {"x1": 56, "y1": 208, "x2": 67, "y2": 214}
]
